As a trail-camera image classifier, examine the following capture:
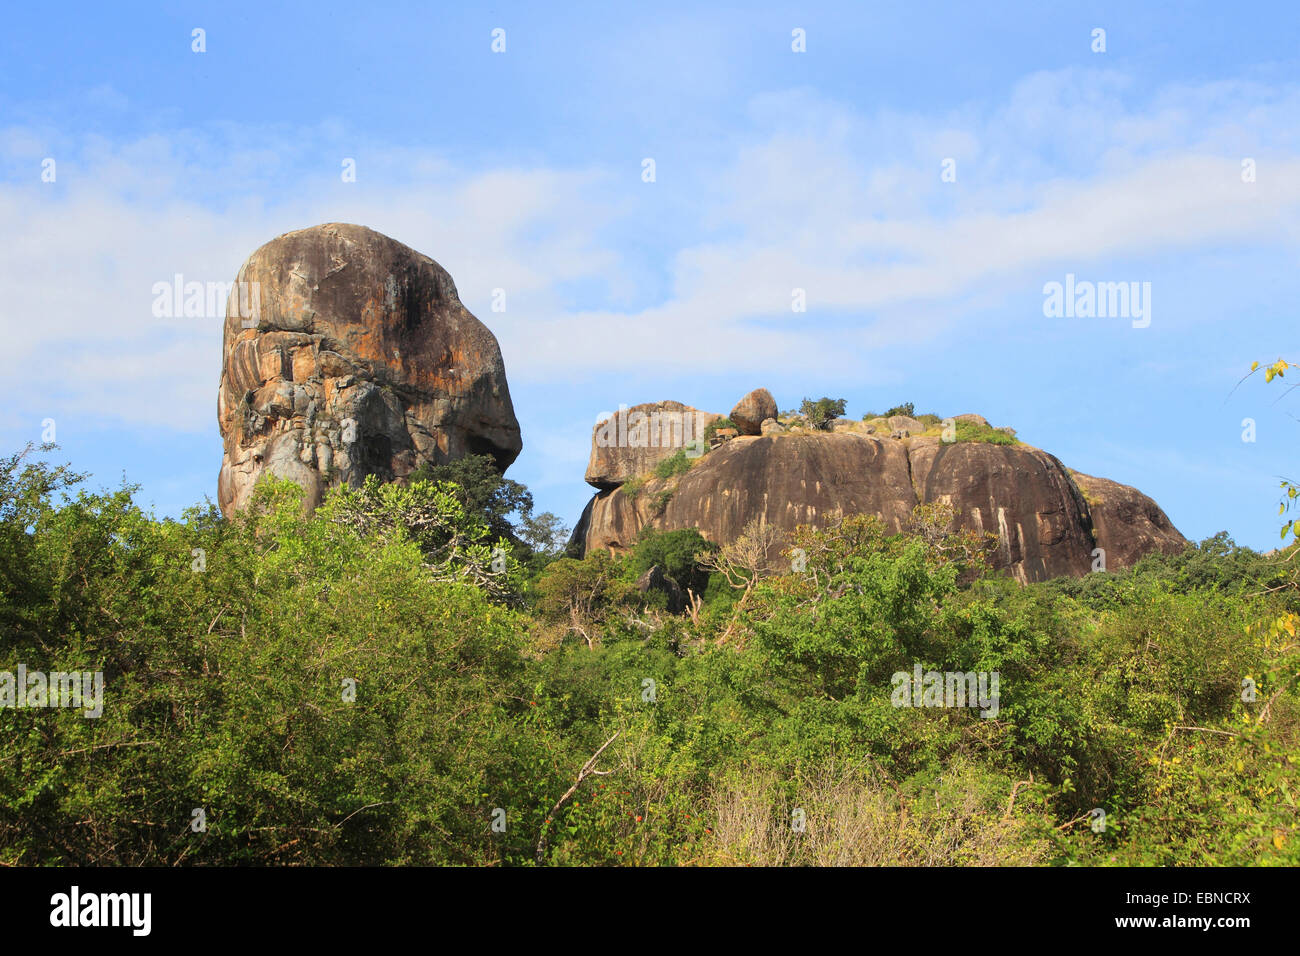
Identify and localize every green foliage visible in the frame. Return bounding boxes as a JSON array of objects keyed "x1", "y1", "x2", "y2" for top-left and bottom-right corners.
[
  {"x1": 649, "y1": 489, "x2": 673, "y2": 517},
  {"x1": 407, "y1": 454, "x2": 529, "y2": 542},
  {"x1": 3, "y1": 444, "x2": 1296, "y2": 868},
  {"x1": 532, "y1": 549, "x2": 634, "y2": 628},
  {"x1": 626, "y1": 527, "x2": 717, "y2": 596},
  {"x1": 954, "y1": 420, "x2": 1018, "y2": 445},
  {"x1": 884, "y1": 402, "x2": 915, "y2": 418},
  {"x1": 653, "y1": 450, "x2": 693, "y2": 480},
  {"x1": 799, "y1": 397, "x2": 847, "y2": 430},
  {"x1": 406, "y1": 453, "x2": 568, "y2": 566},
  {"x1": 702, "y1": 417, "x2": 738, "y2": 444},
  {"x1": 0, "y1": 461, "x2": 537, "y2": 865}
]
